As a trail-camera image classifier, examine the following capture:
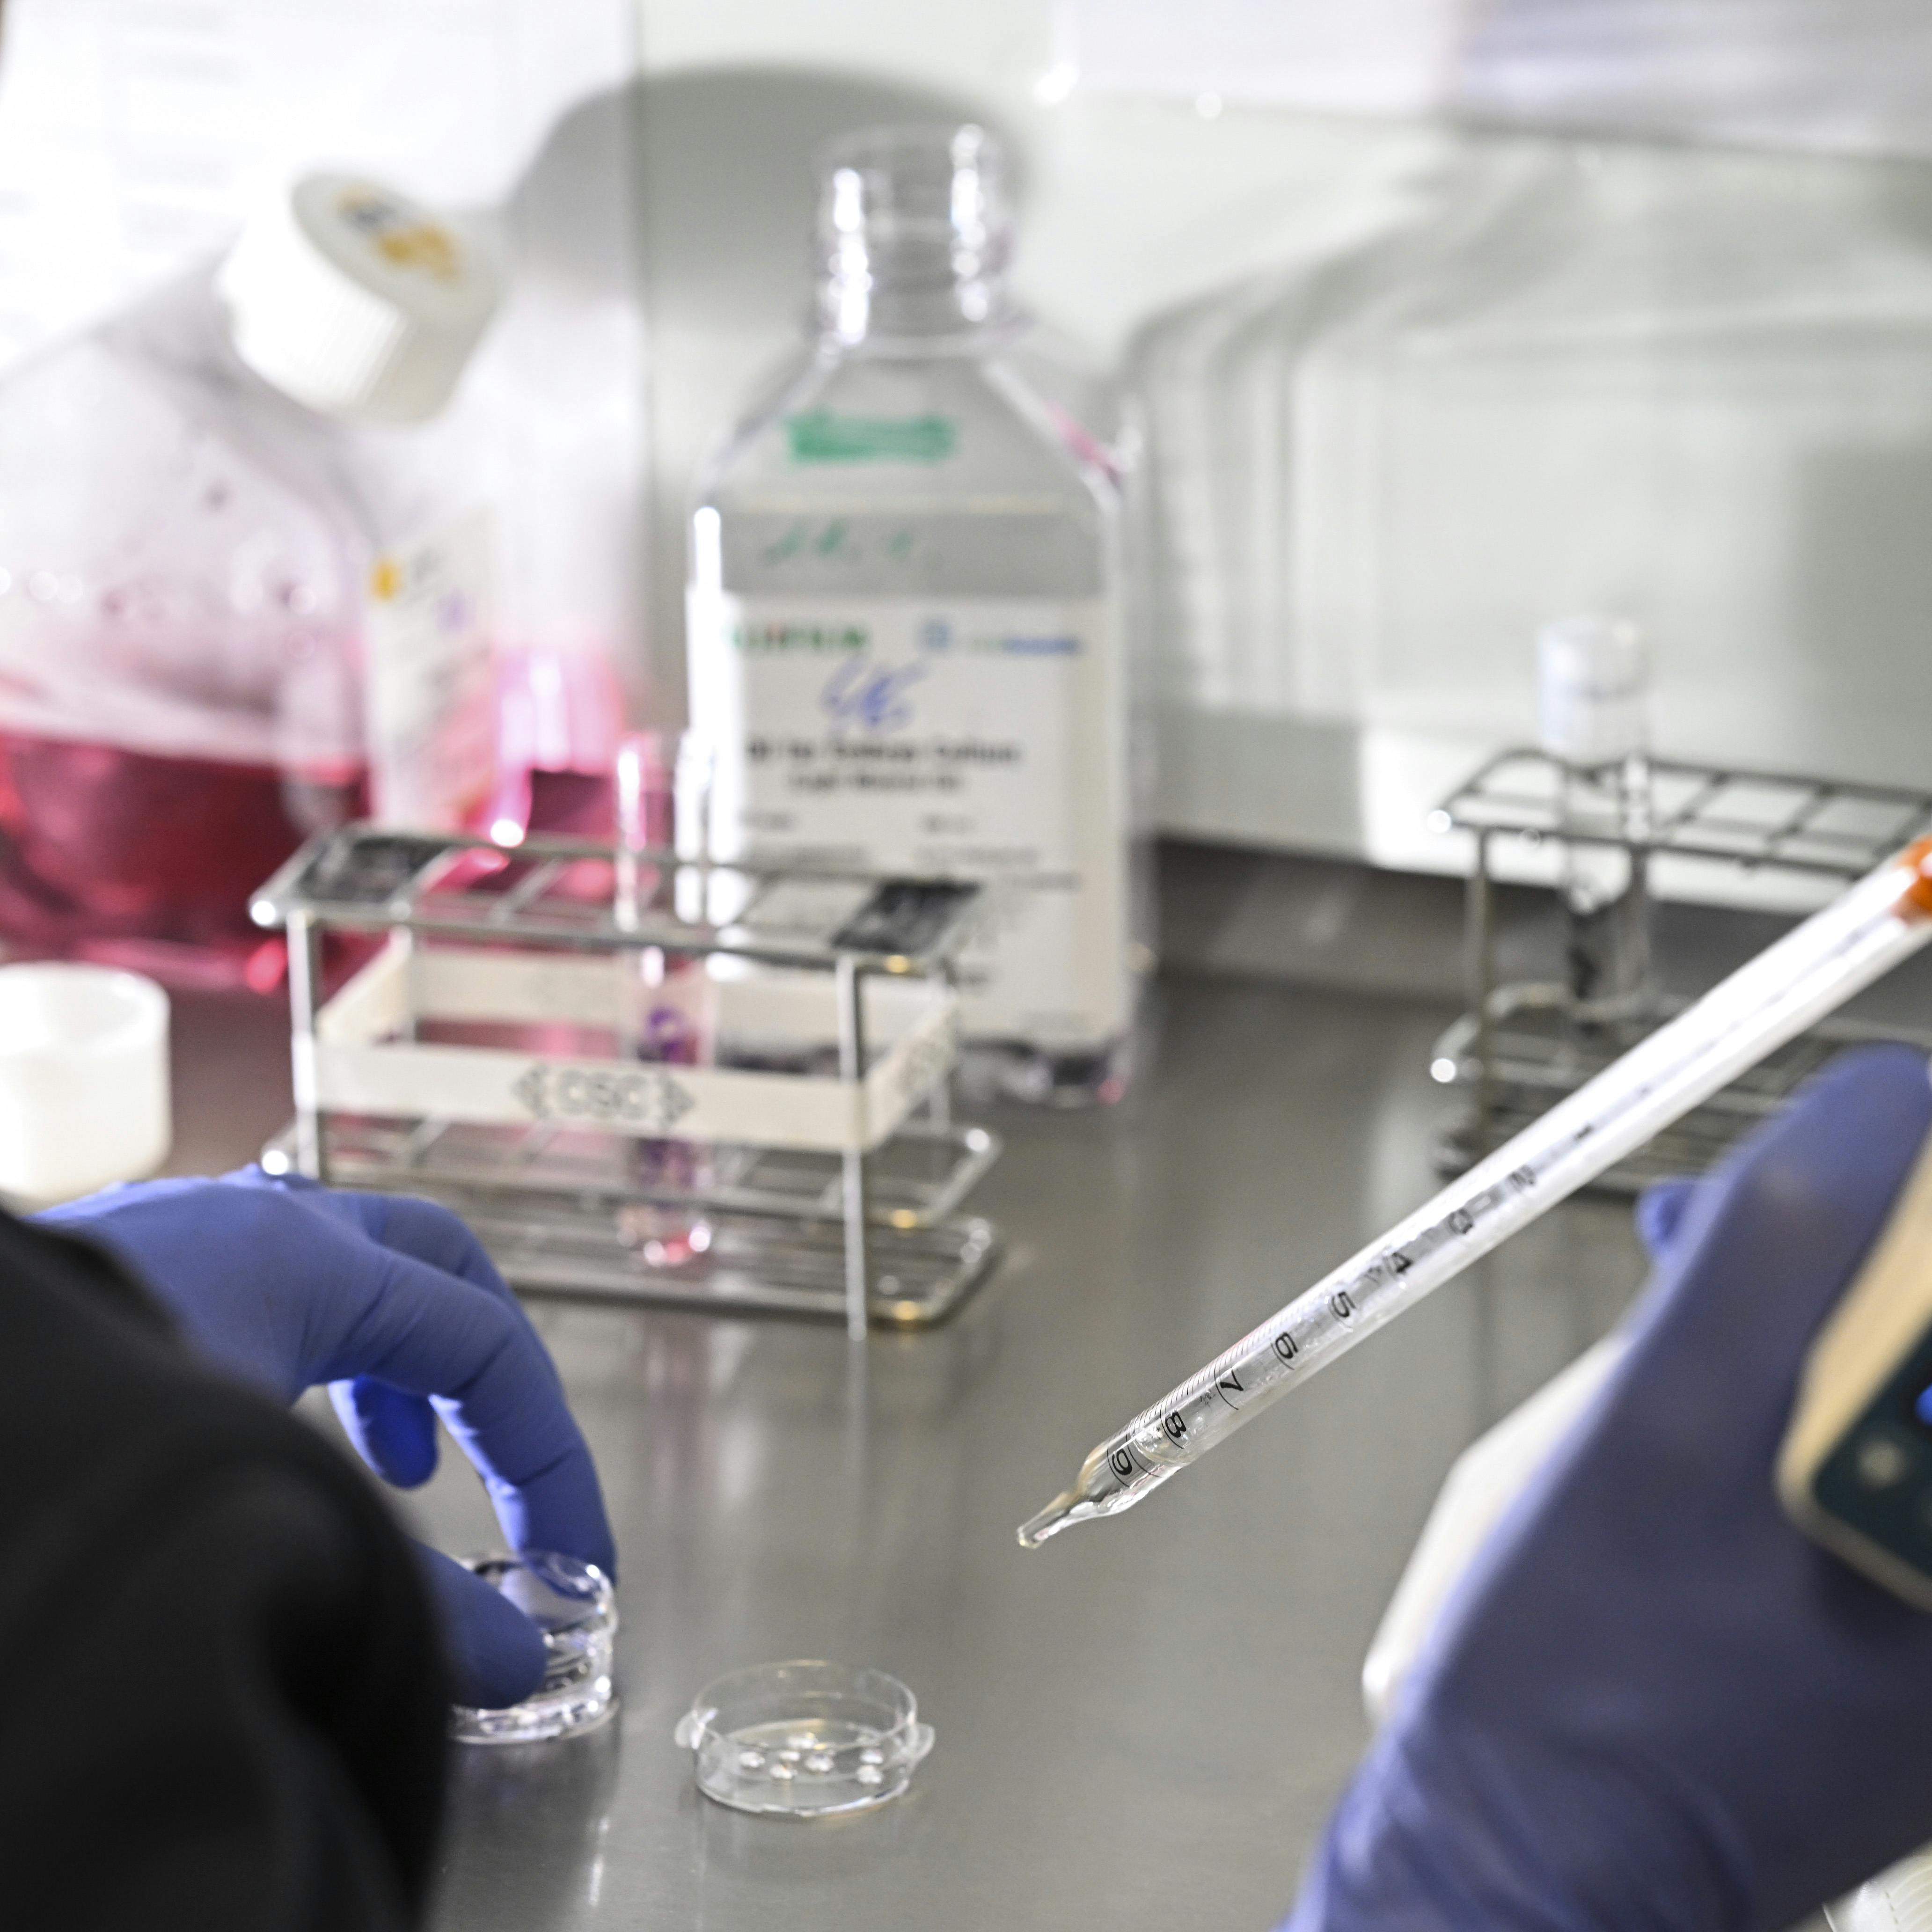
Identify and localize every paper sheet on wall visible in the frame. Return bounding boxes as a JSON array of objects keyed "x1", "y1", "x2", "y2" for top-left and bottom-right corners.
[
  {"x1": 1064, "y1": 0, "x2": 1932, "y2": 157},
  {"x1": 0, "y1": 0, "x2": 637, "y2": 366}
]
